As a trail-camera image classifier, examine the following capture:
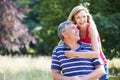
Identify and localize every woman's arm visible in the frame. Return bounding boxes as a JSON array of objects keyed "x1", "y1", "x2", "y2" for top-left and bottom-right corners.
[
  {"x1": 65, "y1": 26, "x2": 100, "y2": 59},
  {"x1": 89, "y1": 25, "x2": 100, "y2": 58},
  {"x1": 65, "y1": 50, "x2": 99, "y2": 59}
]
